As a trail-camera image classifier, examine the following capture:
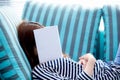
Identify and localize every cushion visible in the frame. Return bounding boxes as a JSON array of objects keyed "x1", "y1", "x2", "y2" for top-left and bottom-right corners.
[
  {"x1": 102, "y1": 6, "x2": 120, "y2": 61},
  {"x1": 0, "y1": 7, "x2": 31, "y2": 80},
  {"x1": 22, "y1": 1, "x2": 102, "y2": 61}
]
